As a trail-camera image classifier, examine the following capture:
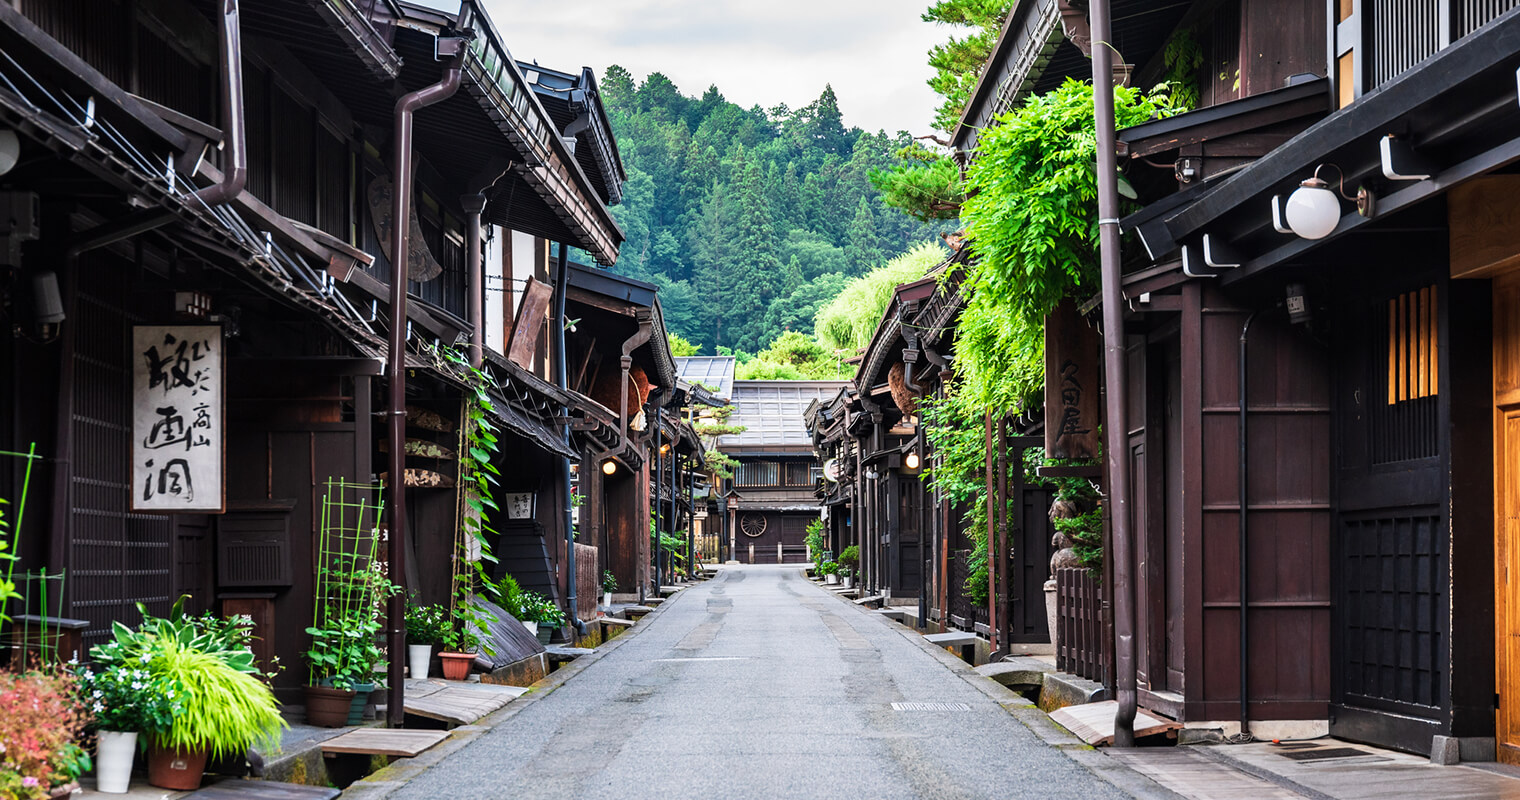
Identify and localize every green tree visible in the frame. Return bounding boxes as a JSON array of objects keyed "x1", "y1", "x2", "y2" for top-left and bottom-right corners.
[
  {"x1": 735, "y1": 331, "x2": 850, "y2": 380},
  {"x1": 667, "y1": 332, "x2": 700, "y2": 357},
  {"x1": 844, "y1": 197, "x2": 886, "y2": 275},
  {"x1": 923, "y1": 0, "x2": 1013, "y2": 132}
]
